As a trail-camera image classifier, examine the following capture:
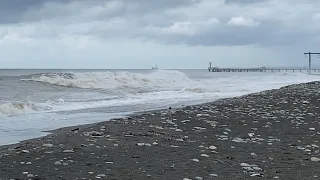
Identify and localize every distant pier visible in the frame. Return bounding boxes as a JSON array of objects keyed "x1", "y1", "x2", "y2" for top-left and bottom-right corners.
[
  {"x1": 208, "y1": 67, "x2": 320, "y2": 73},
  {"x1": 208, "y1": 52, "x2": 320, "y2": 73},
  {"x1": 208, "y1": 62, "x2": 320, "y2": 73}
]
